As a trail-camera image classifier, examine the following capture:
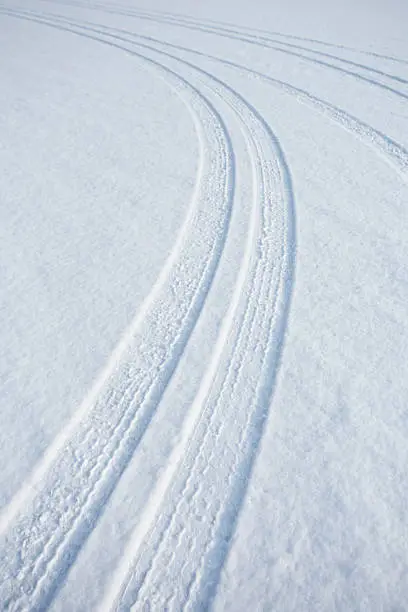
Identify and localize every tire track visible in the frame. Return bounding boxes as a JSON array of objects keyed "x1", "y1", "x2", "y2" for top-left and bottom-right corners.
[
  {"x1": 138, "y1": 30, "x2": 408, "y2": 178},
  {"x1": 90, "y1": 33, "x2": 295, "y2": 612},
  {"x1": 32, "y1": 1, "x2": 408, "y2": 100},
  {"x1": 109, "y1": 8, "x2": 408, "y2": 101},
  {"x1": 1, "y1": 8, "x2": 296, "y2": 610},
  {"x1": 112, "y1": 6, "x2": 408, "y2": 87},
  {"x1": 2, "y1": 6, "x2": 406, "y2": 611},
  {"x1": 135, "y1": 8, "x2": 408, "y2": 67},
  {"x1": 41, "y1": 0, "x2": 408, "y2": 67},
  {"x1": 67, "y1": 15, "x2": 408, "y2": 611},
  {"x1": 19, "y1": 8, "x2": 408, "y2": 180},
  {"x1": 43, "y1": 14, "x2": 408, "y2": 609},
  {"x1": 0, "y1": 11, "x2": 236, "y2": 611}
]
